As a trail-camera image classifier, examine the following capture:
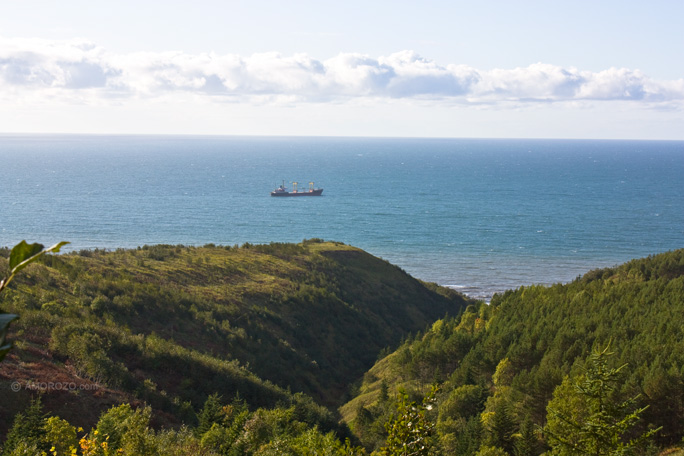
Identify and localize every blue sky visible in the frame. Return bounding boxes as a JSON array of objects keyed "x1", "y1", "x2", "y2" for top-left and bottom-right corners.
[{"x1": 1, "y1": 0, "x2": 682, "y2": 139}]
